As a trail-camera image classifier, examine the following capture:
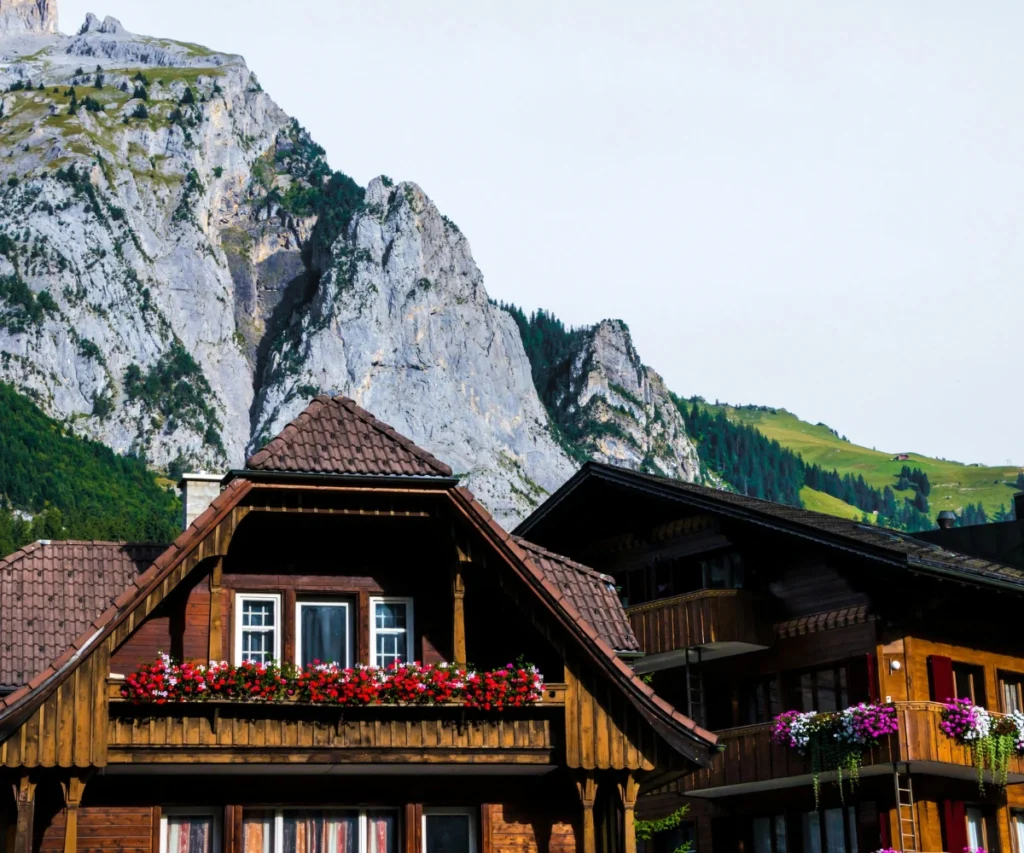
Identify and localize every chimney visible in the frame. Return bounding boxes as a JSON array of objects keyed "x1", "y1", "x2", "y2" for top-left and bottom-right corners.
[
  {"x1": 178, "y1": 473, "x2": 223, "y2": 530},
  {"x1": 936, "y1": 510, "x2": 956, "y2": 530}
]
